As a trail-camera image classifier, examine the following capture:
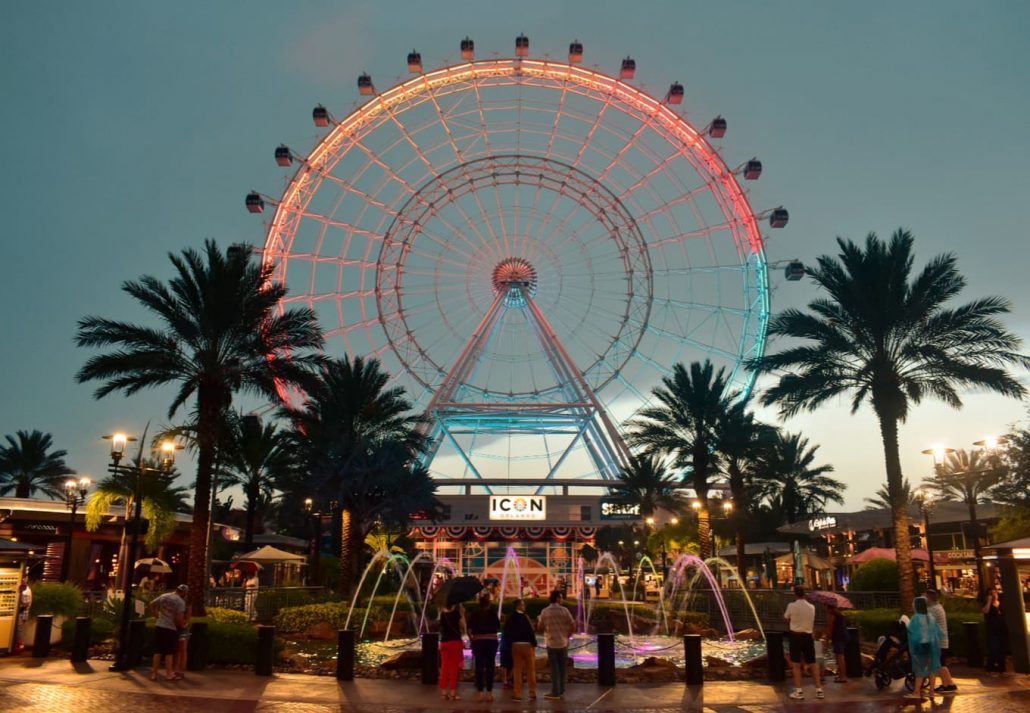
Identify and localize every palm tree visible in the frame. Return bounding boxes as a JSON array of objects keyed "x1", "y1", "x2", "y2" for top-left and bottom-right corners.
[
  {"x1": 220, "y1": 413, "x2": 291, "y2": 548},
  {"x1": 75, "y1": 240, "x2": 324, "y2": 613},
  {"x1": 755, "y1": 229, "x2": 1028, "y2": 609},
  {"x1": 717, "y1": 409, "x2": 776, "y2": 581},
  {"x1": 282, "y1": 356, "x2": 426, "y2": 595},
  {"x1": 627, "y1": 360, "x2": 739, "y2": 559},
  {"x1": 925, "y1": 448, "x2": 1007, "y2": 589},
  {"x1": 754, "y1": 432, "x2": 844, "y2": 525},
  {"x1": 611, "y1": 452, "x2": 688, "y2": 520},
  {"x1": 863, "y1": 479, "x2": 918, "y2": 511},
  {"x1": 86, "y1": 456, "x2": 189, "y2": 554},
  {"x1": 0, "y1": 430, "x2": 76, "y2": 499}
]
